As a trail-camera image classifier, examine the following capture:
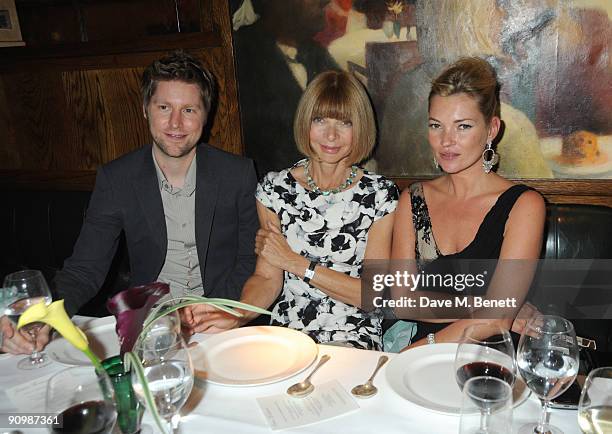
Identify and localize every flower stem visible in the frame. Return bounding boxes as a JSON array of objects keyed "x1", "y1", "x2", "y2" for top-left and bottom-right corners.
[{"x1": 83, "y1": 348, "x2": 103, "y2": 372}]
